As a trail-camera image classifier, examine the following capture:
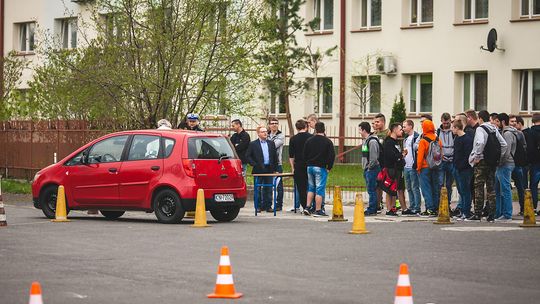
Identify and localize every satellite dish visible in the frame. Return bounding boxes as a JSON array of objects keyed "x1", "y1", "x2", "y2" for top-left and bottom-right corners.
[{"x1": 481, "y1": 28, "x2": 505, "y2": 52}]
